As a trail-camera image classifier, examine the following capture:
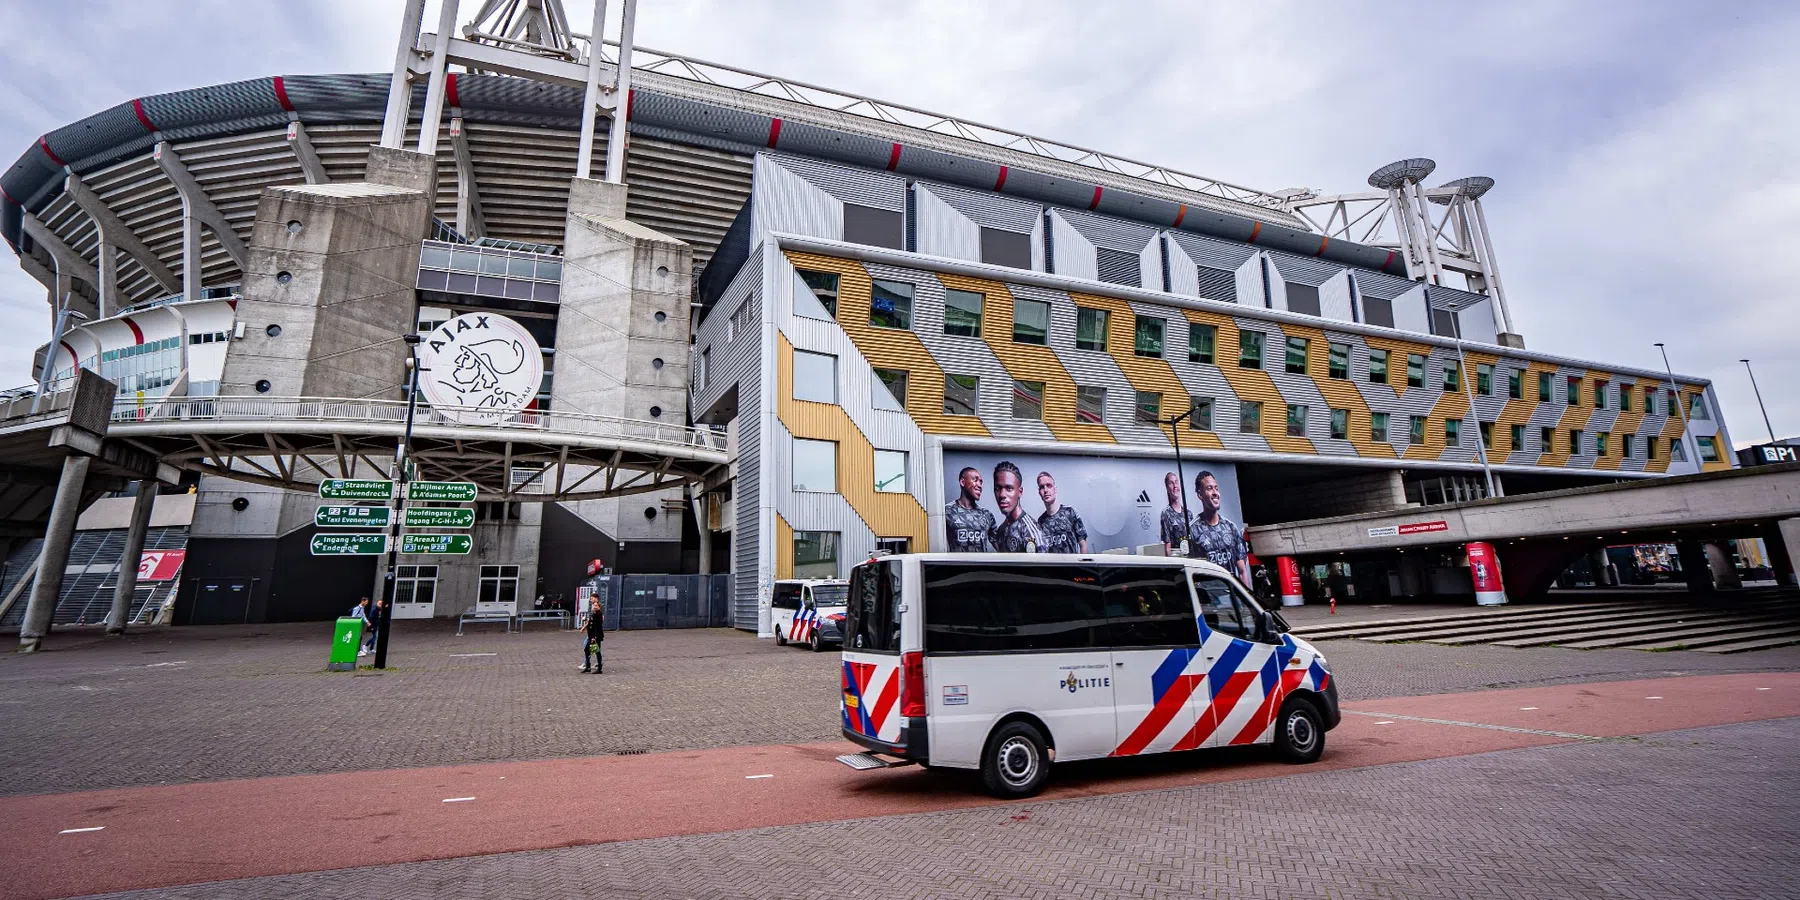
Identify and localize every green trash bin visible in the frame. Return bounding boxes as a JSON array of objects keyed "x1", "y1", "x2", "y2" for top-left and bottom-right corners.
[{"x1": 328, "y1": 617, "x2": 364, "y2": 671}]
